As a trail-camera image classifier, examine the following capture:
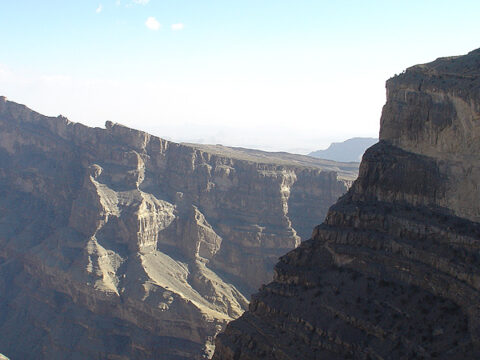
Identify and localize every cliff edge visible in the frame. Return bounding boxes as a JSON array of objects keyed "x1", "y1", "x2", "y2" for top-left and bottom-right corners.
[
  {"x1": 213, "y1": 49, "x2": 480, "y2": 359},
  {"x1": 0, "y1": 98, "x2": 355, "y2": 359}
]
